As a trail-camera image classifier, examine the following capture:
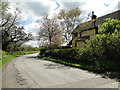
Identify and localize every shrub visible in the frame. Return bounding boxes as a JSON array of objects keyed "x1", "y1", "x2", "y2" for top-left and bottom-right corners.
[
  {"x1": 98, "y1": 18, "x2": 120, "y2": 34},
  {"x1": 44, "y1": 48, "x2": 80, "y2": 62},
  {"x1": 83, "y1": 32, "x2": 120, "y2": 72}
]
